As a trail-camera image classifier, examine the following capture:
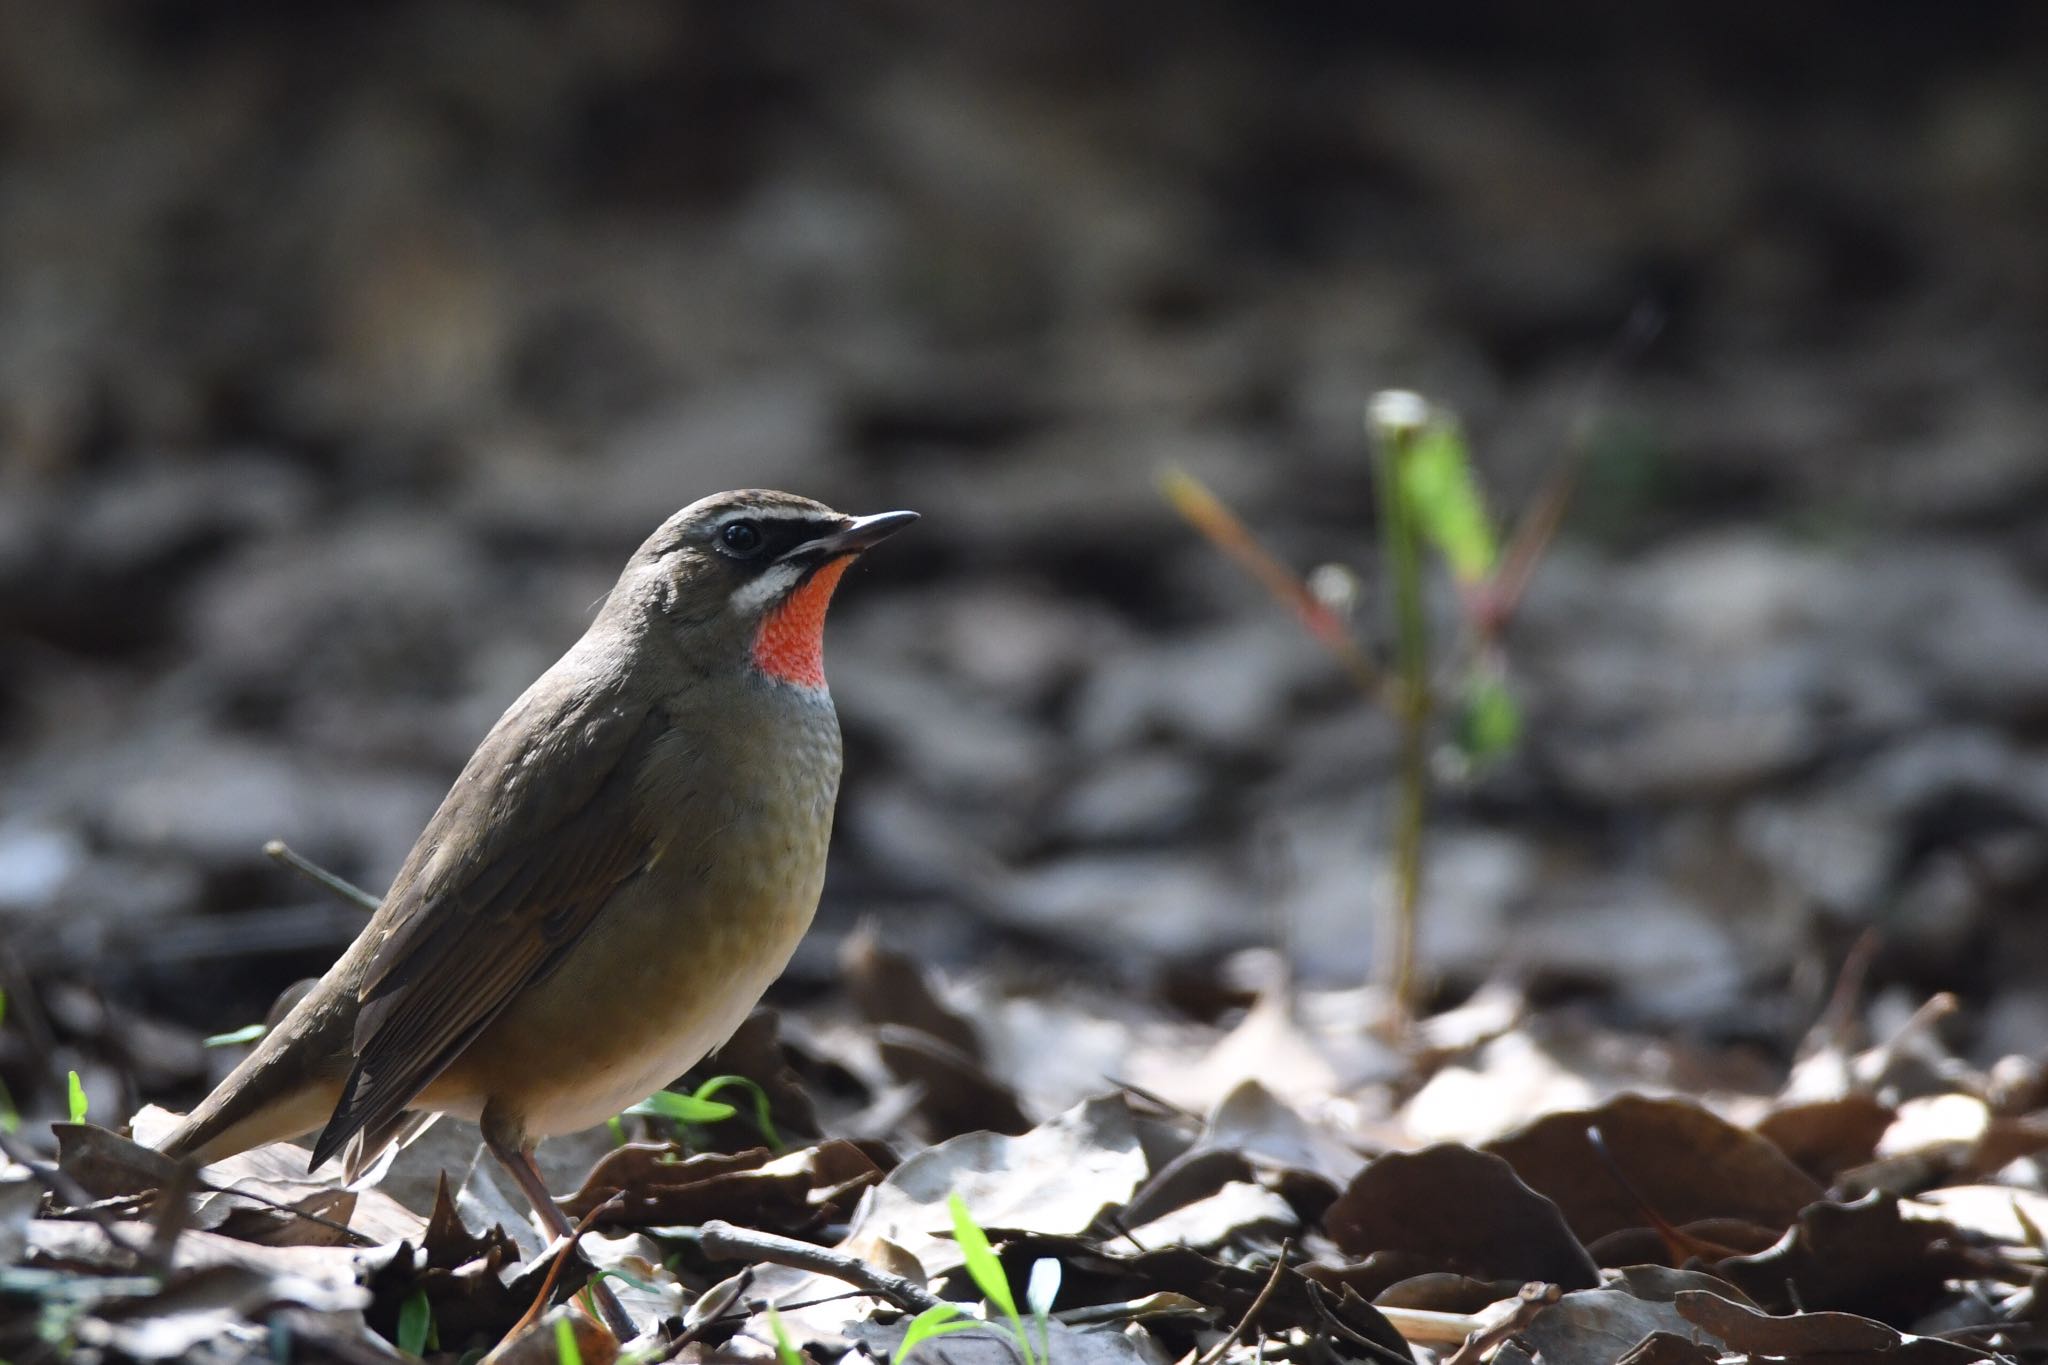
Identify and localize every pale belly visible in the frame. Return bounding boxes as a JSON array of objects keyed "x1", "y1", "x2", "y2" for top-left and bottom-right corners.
[{"x1": 427, "y1": 851, "x2": 828, "y2": 1139}]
